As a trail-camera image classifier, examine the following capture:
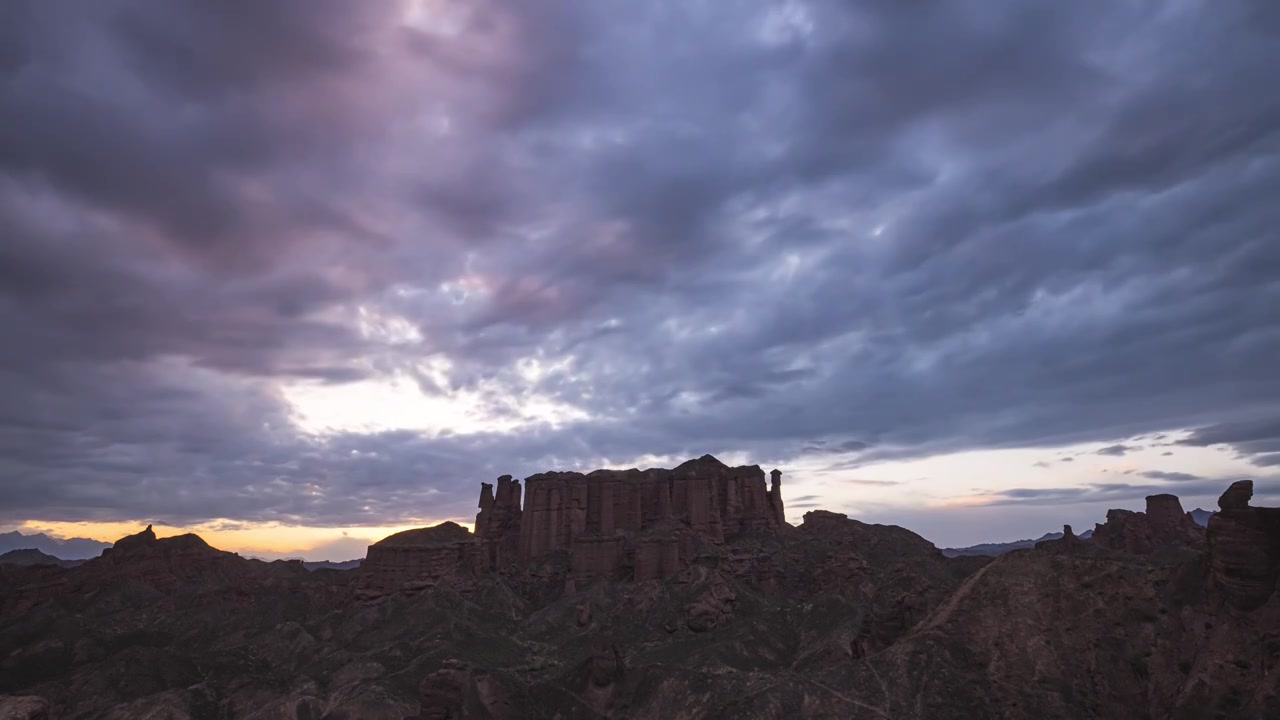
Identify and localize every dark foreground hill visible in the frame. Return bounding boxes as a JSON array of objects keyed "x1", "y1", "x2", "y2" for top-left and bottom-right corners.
[{"x1": 0, "y1": 457, "x2": 1276, "y2": 719}]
